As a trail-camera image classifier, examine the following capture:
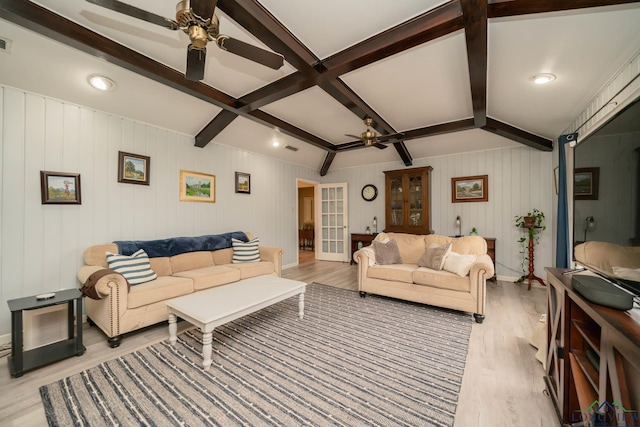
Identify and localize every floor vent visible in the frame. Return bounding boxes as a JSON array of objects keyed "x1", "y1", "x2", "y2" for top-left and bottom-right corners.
[{"x1": 285, "y1": 145, "x2": 298, "y2": 152}]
